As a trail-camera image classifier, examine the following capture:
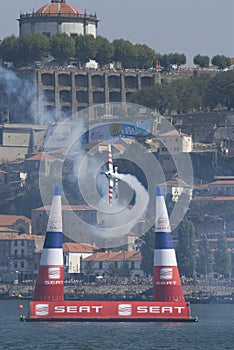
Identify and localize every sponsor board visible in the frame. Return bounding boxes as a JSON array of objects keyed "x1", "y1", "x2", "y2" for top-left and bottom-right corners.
[
  {"x1": 29, "y1": 301, "x2": 190, "y2": 319},
  {"x1": 35, "y1": 304, "x2": 49, "y2": 316}
]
